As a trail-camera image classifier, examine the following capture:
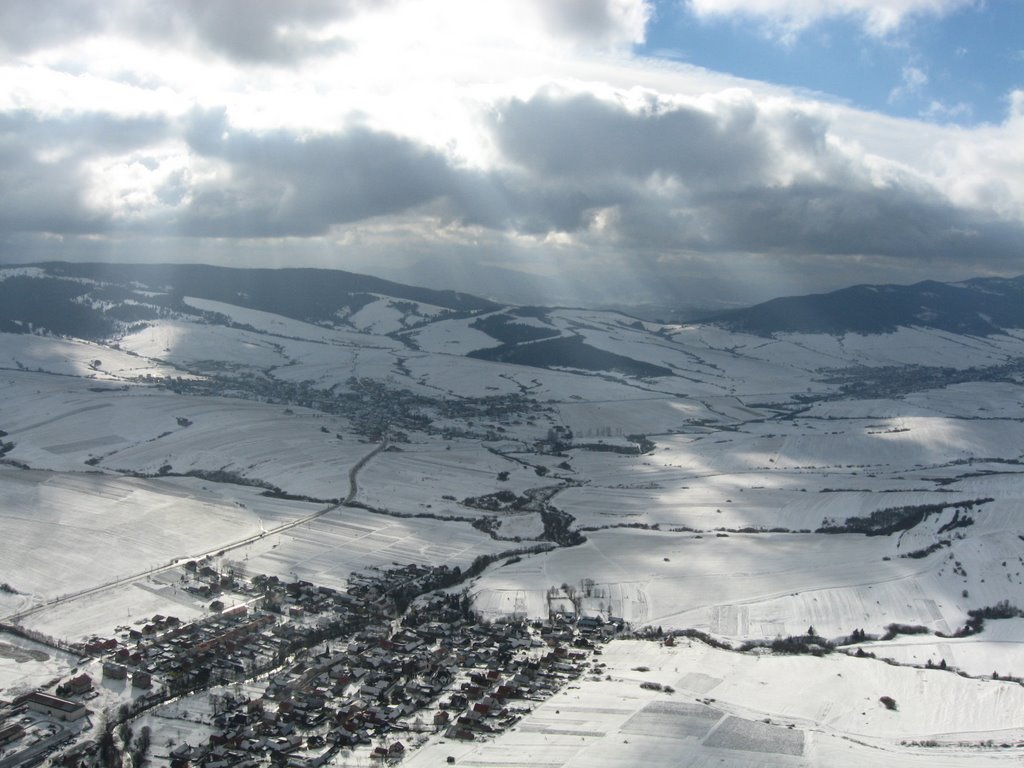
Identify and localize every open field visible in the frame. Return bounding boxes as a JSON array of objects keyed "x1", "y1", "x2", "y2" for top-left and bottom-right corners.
[
  {"x1": 0, "y1": 370, "x2": 370, "y2": 497},
  {"x1": 241, "y1": 506, "x2": 511, "y2": 591},
  {"x1": 0, "y1": 468, "x2": 317, "y2": 613},
  {"x1": 353, "y1": 442, "x2": 554, "y2": 520},
  {"x1": 473, "y1": 525, "x2": 1024, "y2": 640}
]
